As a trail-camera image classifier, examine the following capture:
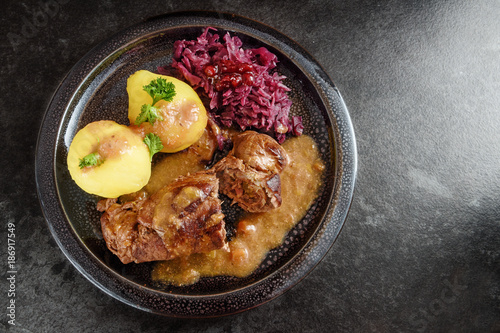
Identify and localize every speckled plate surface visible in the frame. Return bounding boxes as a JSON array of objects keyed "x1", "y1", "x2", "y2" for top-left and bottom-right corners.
[{"x1": 35, "y1": 11, "x2": 357, "y2": 317}]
